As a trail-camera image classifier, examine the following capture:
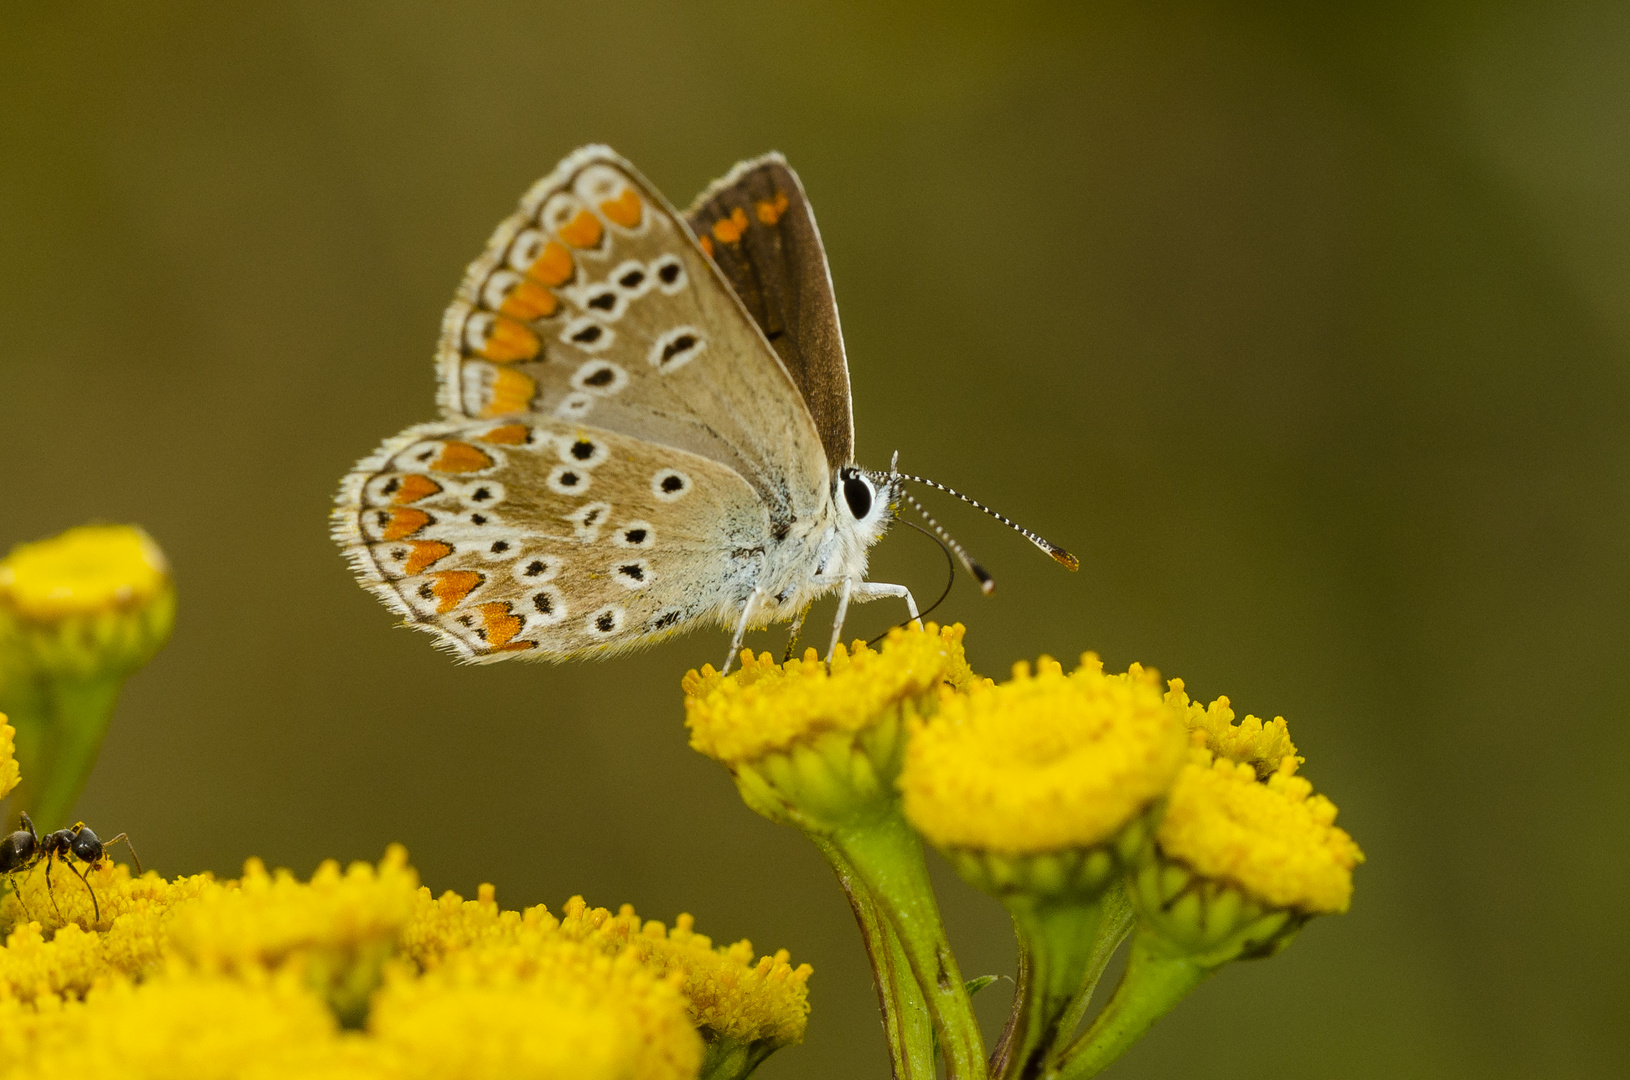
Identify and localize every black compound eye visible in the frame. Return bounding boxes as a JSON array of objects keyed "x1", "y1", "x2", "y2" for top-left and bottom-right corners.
[{"x1": 843, "y1": 473, "x2": 873, "y2": 520}]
